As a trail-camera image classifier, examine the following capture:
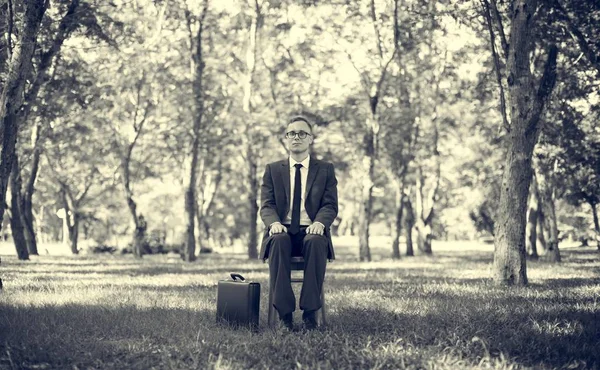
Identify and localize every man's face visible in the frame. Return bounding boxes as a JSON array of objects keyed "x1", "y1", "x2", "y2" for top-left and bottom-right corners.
[{"x1": 286, "y1": 120, "x2": 313, "y2": 154}]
